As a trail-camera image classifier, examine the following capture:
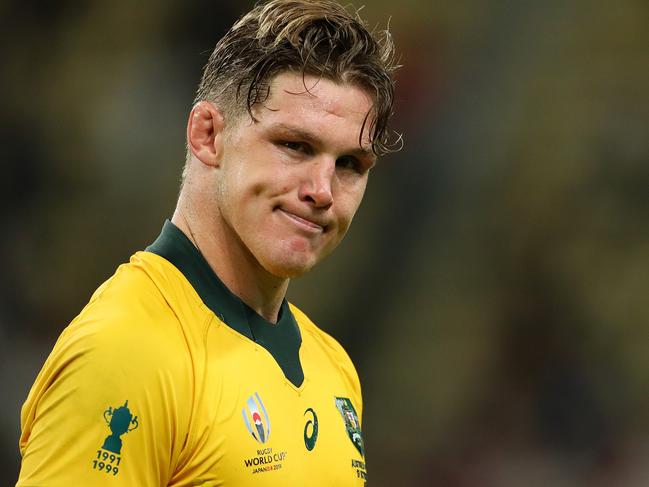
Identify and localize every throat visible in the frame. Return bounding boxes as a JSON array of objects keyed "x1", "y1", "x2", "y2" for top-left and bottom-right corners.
[
  {"x1": 232, "y1": 273, "x2": 288, "y2": 324},
  {"x1": 171, "y1": 206, "x2": 289, "y2": 323}
]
